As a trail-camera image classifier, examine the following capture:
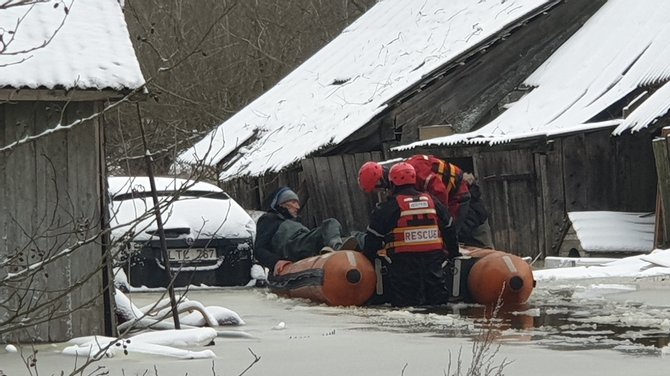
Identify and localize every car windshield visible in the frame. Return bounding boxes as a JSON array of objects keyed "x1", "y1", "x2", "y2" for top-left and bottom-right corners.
[{"x1": 112, "y1": 190, "x2": 230, "y2": 202}]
